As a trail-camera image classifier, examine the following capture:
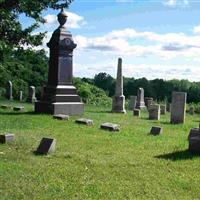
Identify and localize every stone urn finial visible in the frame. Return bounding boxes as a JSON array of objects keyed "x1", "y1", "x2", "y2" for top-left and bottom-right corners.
[{"x1": 57, "y1": 8, "x2": 68, "y2": 27}]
